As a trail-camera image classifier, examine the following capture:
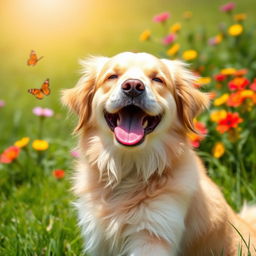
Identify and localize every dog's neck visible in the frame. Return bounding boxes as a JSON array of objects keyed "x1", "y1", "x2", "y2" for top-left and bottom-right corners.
[{"x1": 80, "y1": 132, "x2": 187, "y2": 188}]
